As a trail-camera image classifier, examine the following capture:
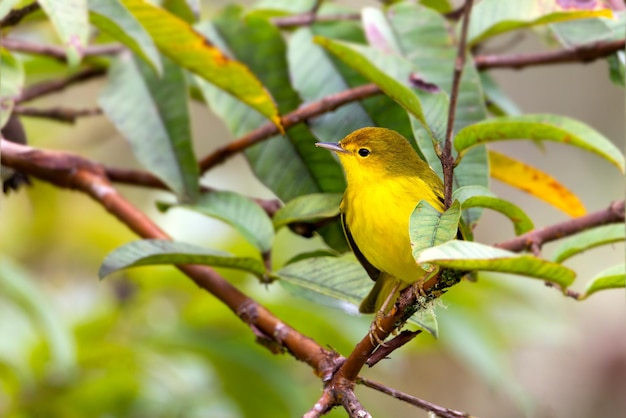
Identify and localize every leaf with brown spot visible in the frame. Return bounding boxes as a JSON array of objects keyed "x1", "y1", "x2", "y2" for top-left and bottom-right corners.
[
  {"x1": 488, "y1": 150, "x2": 586, "y2": 218},
  {"x1": 120, "y1": 0, "x2": 283, "y2": 131}
]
